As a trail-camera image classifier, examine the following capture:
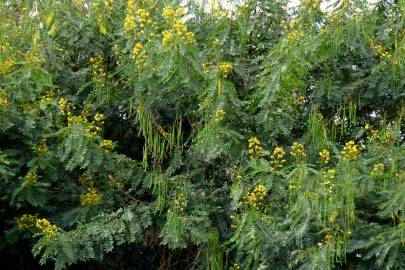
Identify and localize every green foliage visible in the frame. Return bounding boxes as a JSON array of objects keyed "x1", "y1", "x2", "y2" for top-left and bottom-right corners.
[{"x1": 0, "y1": 0, "x2": 404, "y2": 269}]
